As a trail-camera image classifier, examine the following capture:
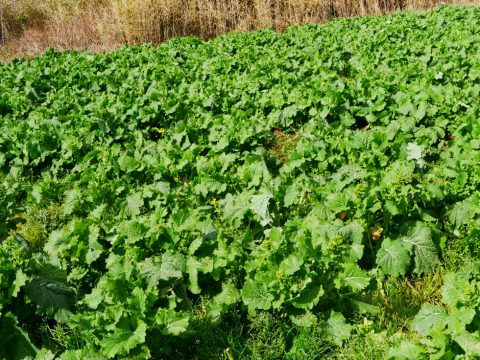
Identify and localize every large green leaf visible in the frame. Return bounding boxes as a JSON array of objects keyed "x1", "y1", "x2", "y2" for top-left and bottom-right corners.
[
  {"x1": 453, "y1": 332, "x2": 480, "y2": 356},
  {"x1": 339, "y1": 263, "x2": 370, "y2": 291},
  {"x1": 63, "y1": 189, "x2": 82, "y2": 215},
  {"x1": 250, "y1": 193, "x2": 274, "y2": 226},
  {"x1": 101, "y1": 321, "x2": 147, "y2": 358},
  {"x1": 25, "y1": 276, "x2": 75, "y2": 313},
  {"x1": 387, "y1": 341, "x2": 426, "y2": 360},
  {"x1": 412, "y1": 304, "x2": 447, "y2": 336},
  {"x1": 279, "y1": 254, "x2": 304, "y2": 276},
  {"x1": 186, "y1": 256, "x2": 213, "y2": 294},
  {"x1": 326, "y1": 311, "x2": 352, "y2": 346},
  {"x1": 140, "y1": 251, "x2": 185, "y2": 288},
  {"x1": 124, "y1": 191, "x2": 144, "y2": 217},
  {"x1": 441, "y1": 272, "x2": 471, "y2": 307},
  {"x1": 156, "y1": 309, "x2": 190, "y2": 336},
  {"x1": 401, "y1": 223, "x2": 437, "y2": 274},
  {"x1": 241, "y1": 279, "x2": 274, "y2": 311},
  {"x1": 0, "y1": 315, "x2": 38, "y2": 360},
  {"x1": 376, "y1": 238, "x2": 410, "y2": 276},
  {"x1": 291, "y1": 283, "x2": 324, "y2": 310}
]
